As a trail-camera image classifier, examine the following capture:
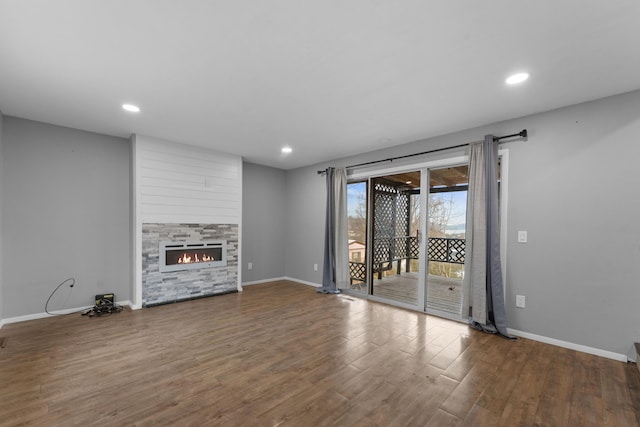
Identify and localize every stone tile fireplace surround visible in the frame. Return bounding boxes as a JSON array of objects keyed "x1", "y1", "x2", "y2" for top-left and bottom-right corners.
[{"x1": 142, "y1": 223, "x2": 238, "y2": 306}]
